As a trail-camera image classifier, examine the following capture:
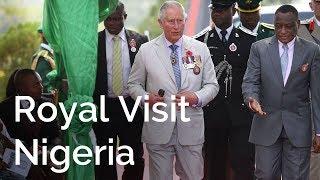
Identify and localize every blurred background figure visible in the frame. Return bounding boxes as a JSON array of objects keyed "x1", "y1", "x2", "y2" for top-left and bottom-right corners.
[
  {"x1": 30, "y1": 26, "x2": 55, "y2": 93},
  {"x1": 298, "y1": 1, "x2": 320, "y2": 179},
  {"x1": 0, "y1": 69, "x2": 62, "y2": 180},
  {"x1": 236, "y1": 0, "x2": 274, "y2": 40}
]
